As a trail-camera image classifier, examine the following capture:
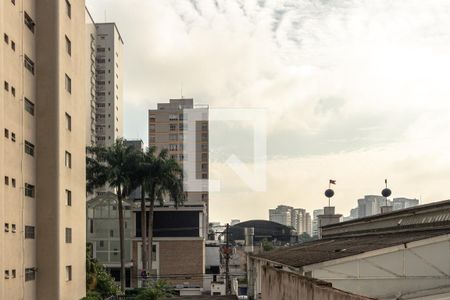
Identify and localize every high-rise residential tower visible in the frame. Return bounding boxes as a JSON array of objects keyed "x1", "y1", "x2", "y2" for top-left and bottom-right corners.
[
  {"x1": 94, "y1": 23, "x2": 123, "y2": 147},
  {"x1": 141, "y1": 98, "x2": 208, "y2": 289},
  {"x1": 1, "y1": 1, "x2": 89, "y2": 299}
]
